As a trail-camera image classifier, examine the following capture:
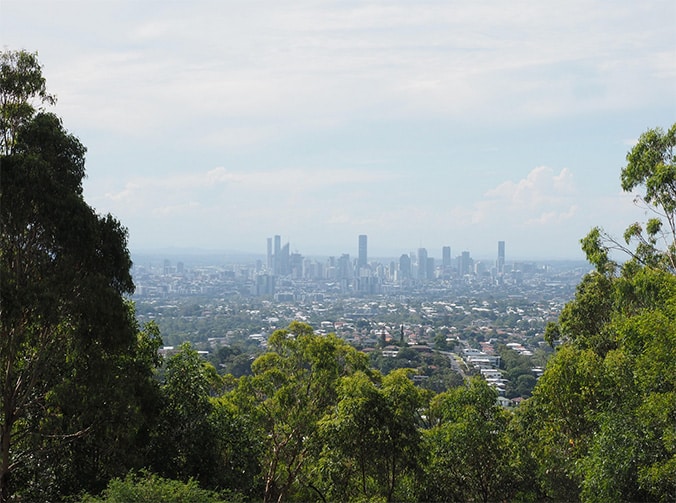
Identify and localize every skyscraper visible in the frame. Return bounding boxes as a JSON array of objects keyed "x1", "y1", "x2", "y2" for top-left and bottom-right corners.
[
  {"x1": 358, "y1": 234, "x2": 368, "y2": 269},
  {"x1": 337, "y1": 254, "x2": 352, "y2": 280},
  {"x1": 274, "y1": 235, "x2": 281, "y2": 257},
  {"x1": 442, "y1": 246, "x2": 451, "y2": 268},
  {"x1": 267, "y1": 237, "x2": 273, "y2": 270},
  {"x1": 279, "y1": 242, "x2": 290, "y2": 276},
  {"x1": 459, "y1": 251, "x2": 473, "y2": 276},
  {"x1": 417, "y1": 248, "x2": 428, "y2": 280},
  {"x1": 497, "y1": 240, "x2": 505, "y2": 274},
  {"x1": 426, "y1": 257, "x2": 435, "y2": 280},
  {"x1": 399, "y1": 253, "x2": 411, "y2": 279},
  {"x1": 273, "y1": 235, "x2": 281, "y2": 275}
]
